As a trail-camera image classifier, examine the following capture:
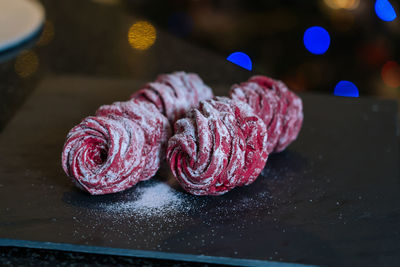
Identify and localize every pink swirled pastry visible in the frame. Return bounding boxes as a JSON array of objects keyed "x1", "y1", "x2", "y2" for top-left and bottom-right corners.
[
  {"x1": 62, "y1": 72, "x2": 213, "y2": 195},
  {"x1": 96, "y1": 99, "x2": 170, "y2": 180},
  {"x1": 167, "y1": 97, "x2": 269, "y2": 196},
  {"x1": 230, "y1": 76, "x2": 303, "y2": 153},
  {"x1": 62, "y1": 116, "x2": 149, "y2": 195},
  {"x1": 132, "y1": 71, "x2": 214, "y2": 123}
]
